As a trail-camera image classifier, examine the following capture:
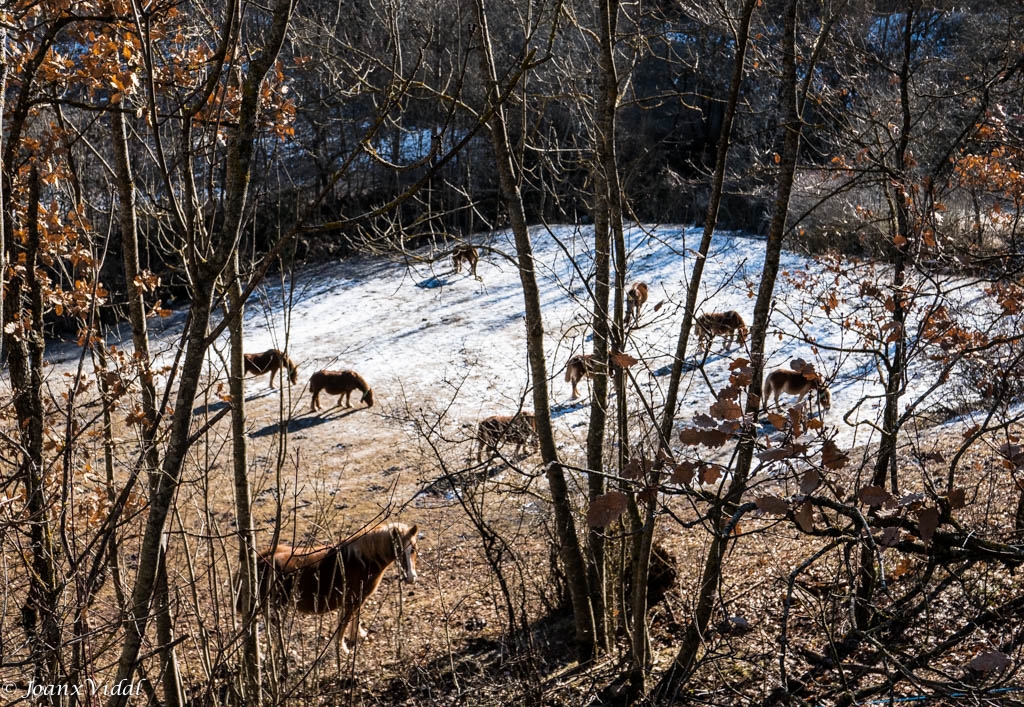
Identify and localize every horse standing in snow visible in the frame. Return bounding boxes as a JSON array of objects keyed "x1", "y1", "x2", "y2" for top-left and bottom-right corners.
[
  {"x1": 244, "y1": 349, "x2": 298, "y2": 388},
  {"x1": 626, "y1": 282, "x2": 649, "y2": 325},
  {"x1": 565, "y1": 354, "x2": 596, "y2": 399},
  {"x1": 476, "y1": 412, "x2": 538, "y2": 461},
  {"x1": 451, "y1": 244, "x2": 480, "y2": 278},
  {"x1": 694, "y1": 311, "x2": 748, "y2": 354},
  {"x1": 309, "y1": 370, "x2": 375, "y2": 411},
  {"x1": 762, "y1": 368, "x2": 832, "y2": 413}
]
